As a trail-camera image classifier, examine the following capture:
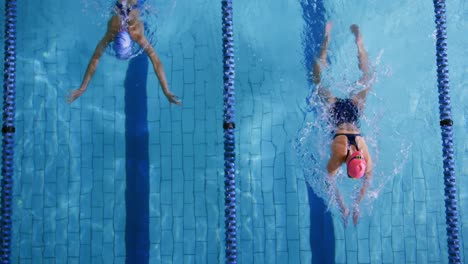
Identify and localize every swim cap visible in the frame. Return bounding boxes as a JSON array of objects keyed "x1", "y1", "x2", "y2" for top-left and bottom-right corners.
[
  {"x1": 346, "y1": 151, "x2": 366, "y2": 179},
  {"x1": 113, "y1": 31, "x2": 133, "y2": 60}
]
